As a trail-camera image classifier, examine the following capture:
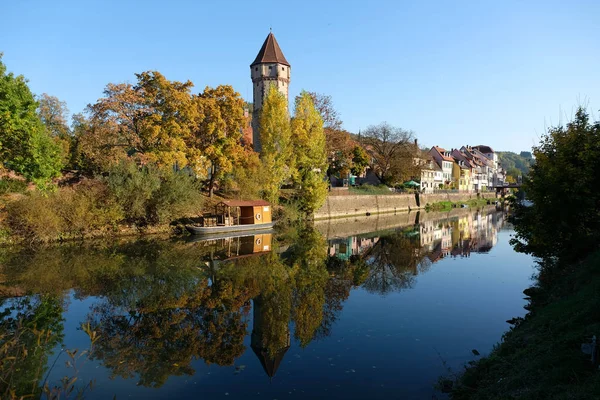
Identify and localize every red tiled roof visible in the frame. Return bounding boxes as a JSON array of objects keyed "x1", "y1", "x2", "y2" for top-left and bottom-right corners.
[
  {"x1": 432, "y1": 146, "x2": 454, "y2": 162},
  {"x1": 251, "y1": 33, "x2": 290, "y2": 67}
]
